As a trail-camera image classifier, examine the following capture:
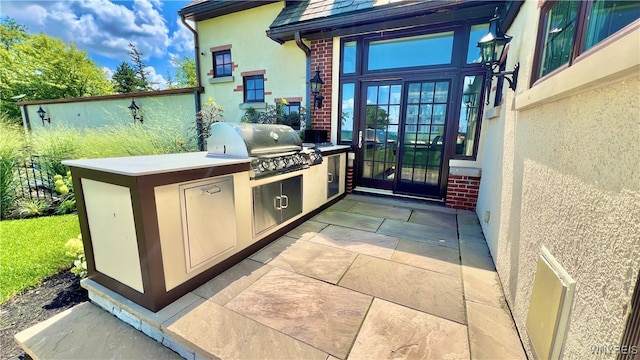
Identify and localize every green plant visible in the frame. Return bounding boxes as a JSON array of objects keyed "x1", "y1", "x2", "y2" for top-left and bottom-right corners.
[
  {"x1": 0, "y1": 214, "x2": 80, "y2": 303},
  {"x1": 0, "y1": 115, "x2": 27, "y2": 217},
  {"x1": 64, "y1": 234, "x2": 87, "y2": 278},
  {"x1": 31, "y1": 128, "x2": 80, "y2": 178},
  {"x1": 53, "y1": 171, "x2": 76, "y2": 214},
  {"x1": 15, "y1": 198, "x2": 50, "y2": 218},
  {"x1": 192, "y1": 97, "x2": 225, "y2": 147}
]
